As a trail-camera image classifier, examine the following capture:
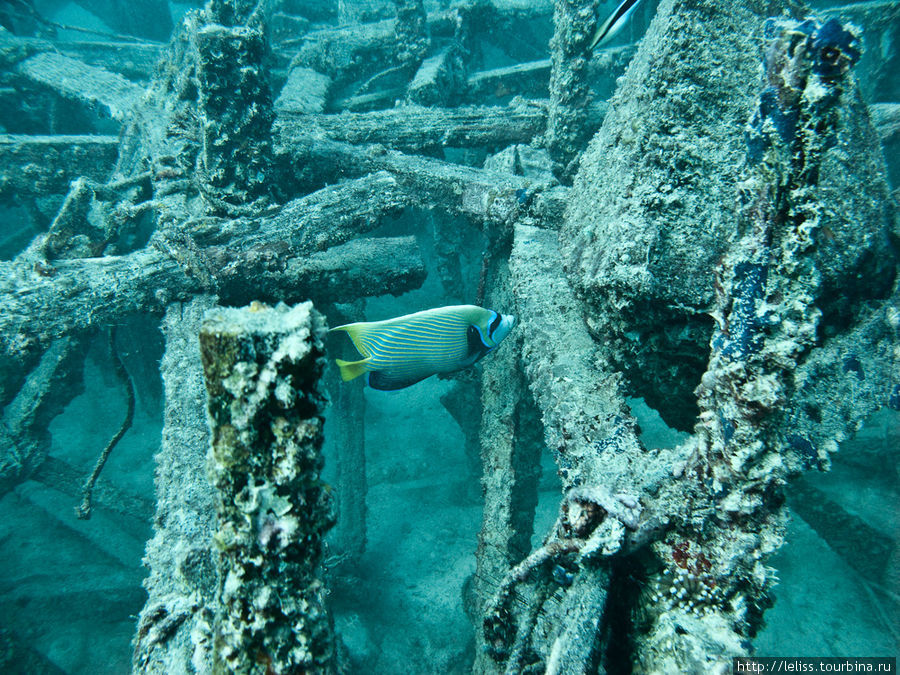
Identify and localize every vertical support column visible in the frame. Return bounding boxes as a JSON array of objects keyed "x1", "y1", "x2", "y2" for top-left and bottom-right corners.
[
  {"x1": 634, "y1": 17, "x2": 880, "y2": 672},
  {"x1": 394, "y1": 0, "x2": 429, "y2": 69},
  {"x1": 546, "y1": 0, "x2": 599, "y2": 182},
  {"x1": 325, "y1": 300, "x2": 368, "y2": 564},
  {"x1": 472, "y1": 261, "x2": 542, "y2": 674},
  {"x1": 133, "y1": 297, "x2": 218, "y2": 674},
  {"x1": 198, "y1": 302, "x2": 335, "y2": 673},
  {"x1": 195, "y1": 22, "x2": 275, "y2": 208},
  {"x1": 327, "y1": 371, "x2": 367, "y2": 562}
]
